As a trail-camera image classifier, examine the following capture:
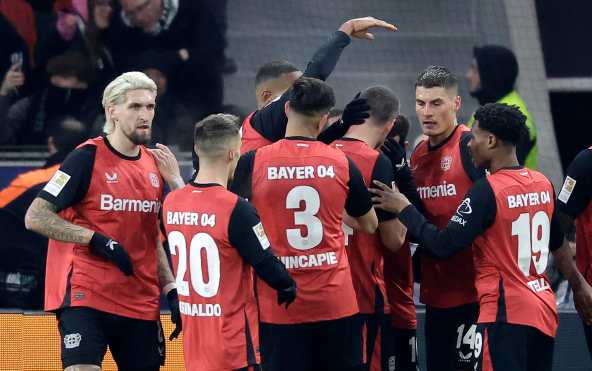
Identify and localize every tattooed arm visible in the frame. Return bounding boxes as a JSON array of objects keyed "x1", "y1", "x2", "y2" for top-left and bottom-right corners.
[{"x1": 25, "y1": 197, "x2": 94, "y2": 244}]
